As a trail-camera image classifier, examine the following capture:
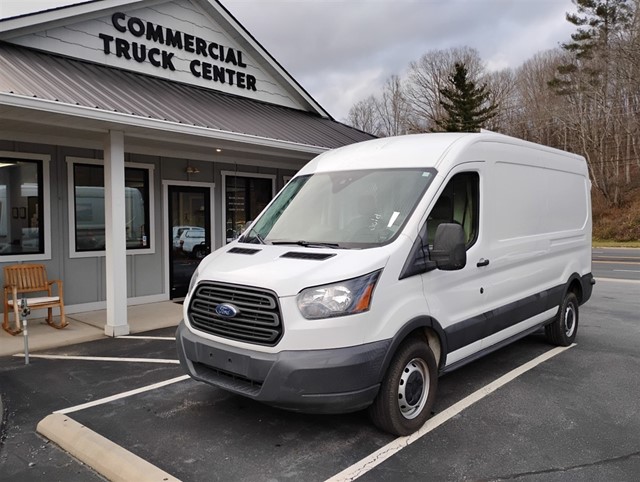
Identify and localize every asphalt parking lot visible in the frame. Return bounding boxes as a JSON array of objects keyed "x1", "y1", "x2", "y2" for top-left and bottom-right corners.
[{"x1": 1, "y1": 276, "x2": 639, "y2": 481}]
